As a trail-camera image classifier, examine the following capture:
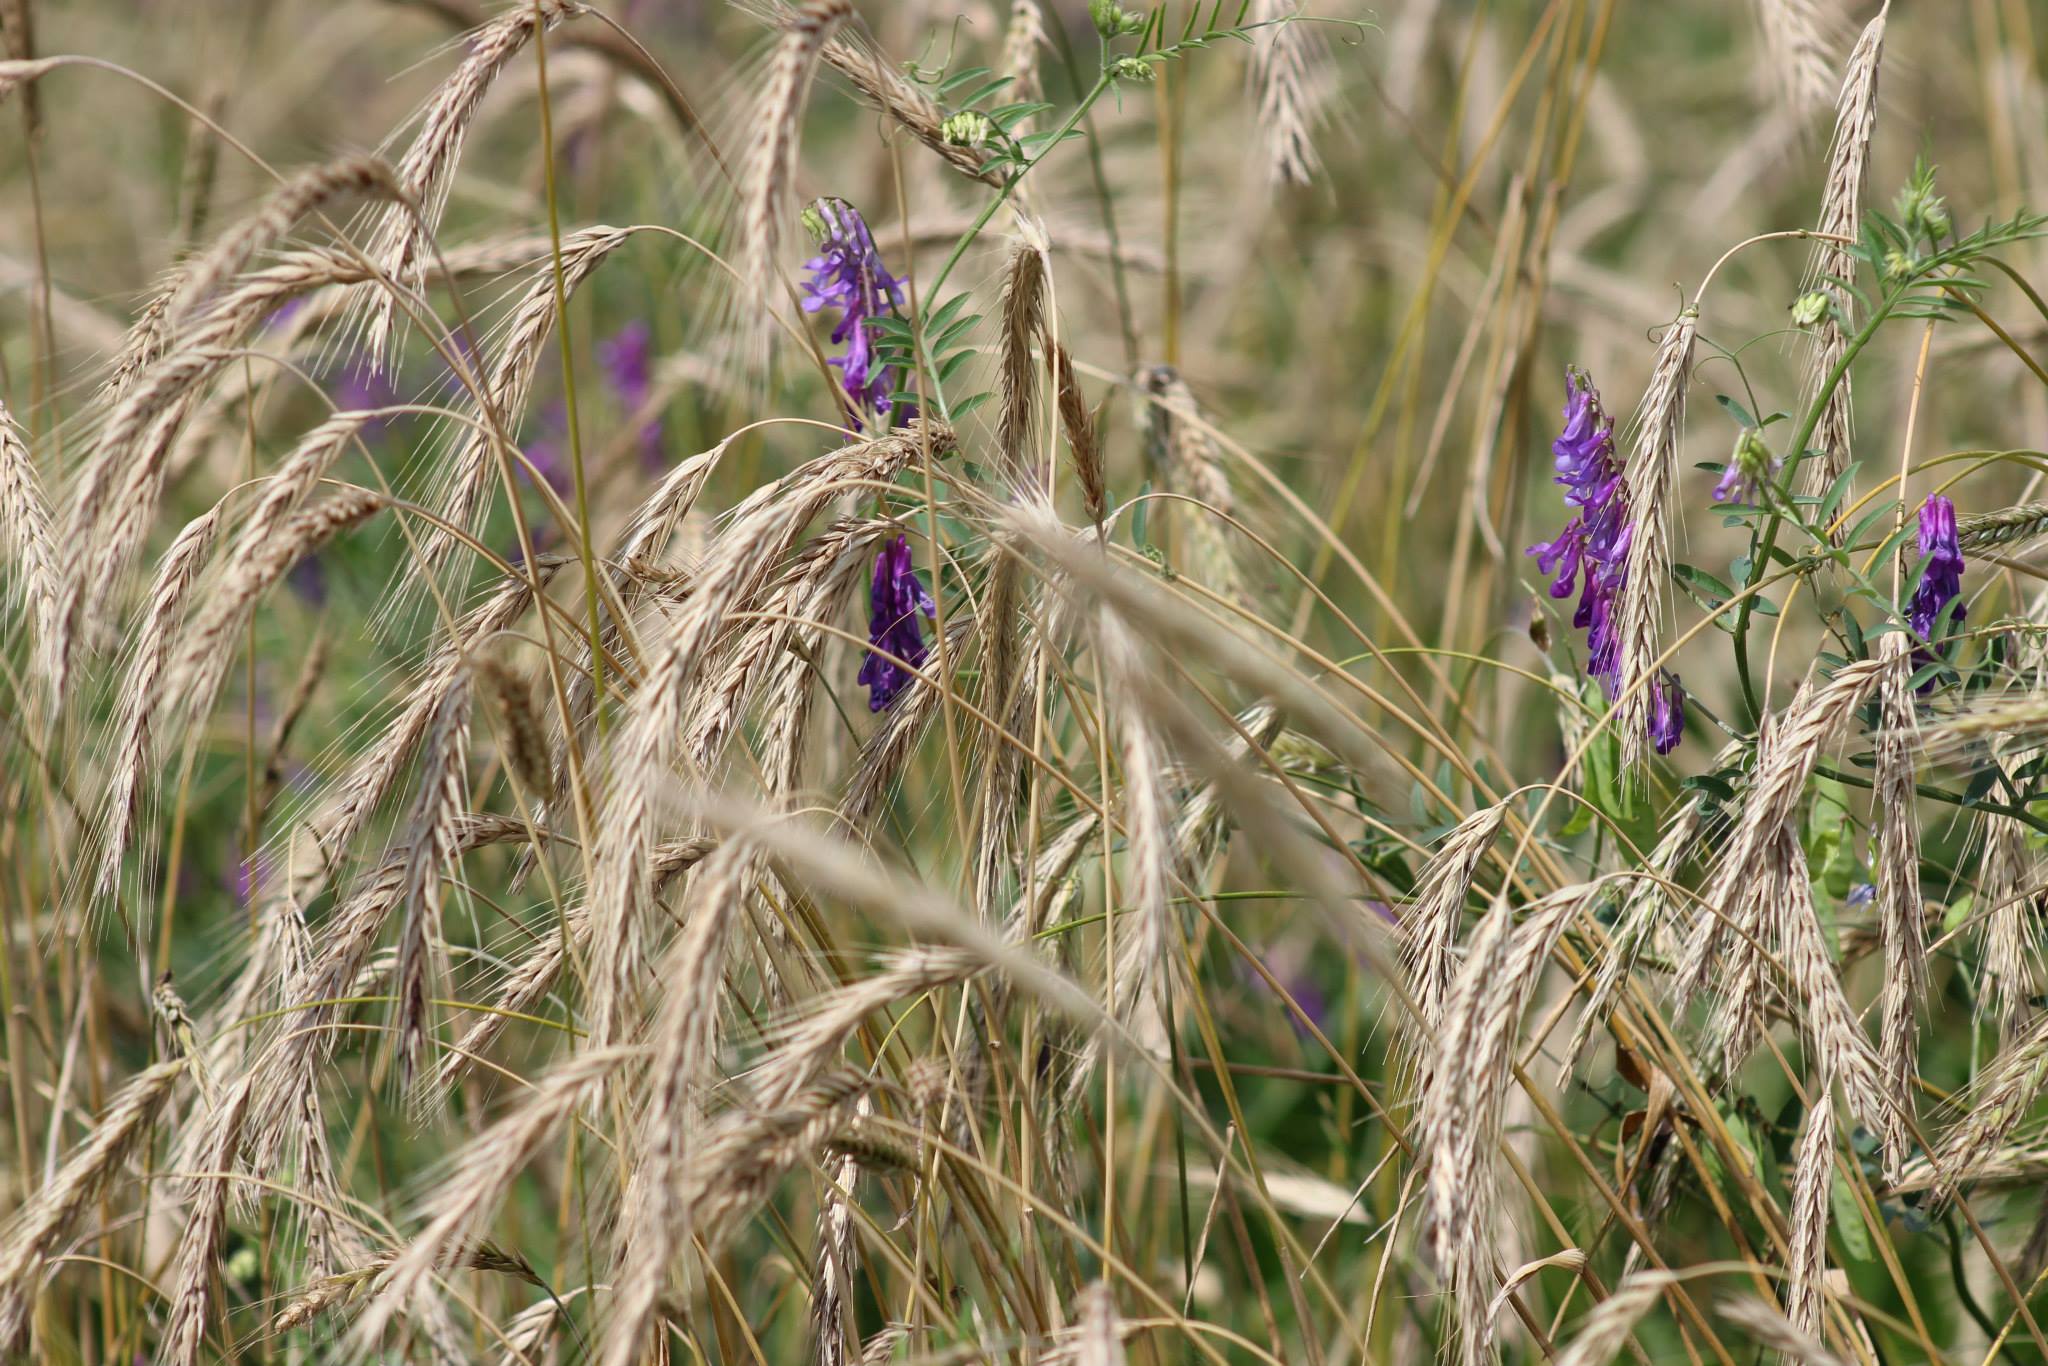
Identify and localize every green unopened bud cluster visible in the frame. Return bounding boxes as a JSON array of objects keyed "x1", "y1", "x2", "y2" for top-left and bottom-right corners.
[
  {"x1": 1730, "y1": 428, "x2": 1773, "y2": 485},
  {"x1": 1090, "y1": 0, "x2": 1147, "y2": 38},
  {"x1": 1108, "y1": 54, "x2": 1156, "y2": 82},
  {"x1": 1895, "y1": 160, "x2": 1951, "y2": 245},
  {"x1": 941, "y1": 110, "x2": 993, "y2": 148},
  {"x1": 1791, "y1": 290, "x2": 1831, "y2": 328}
]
